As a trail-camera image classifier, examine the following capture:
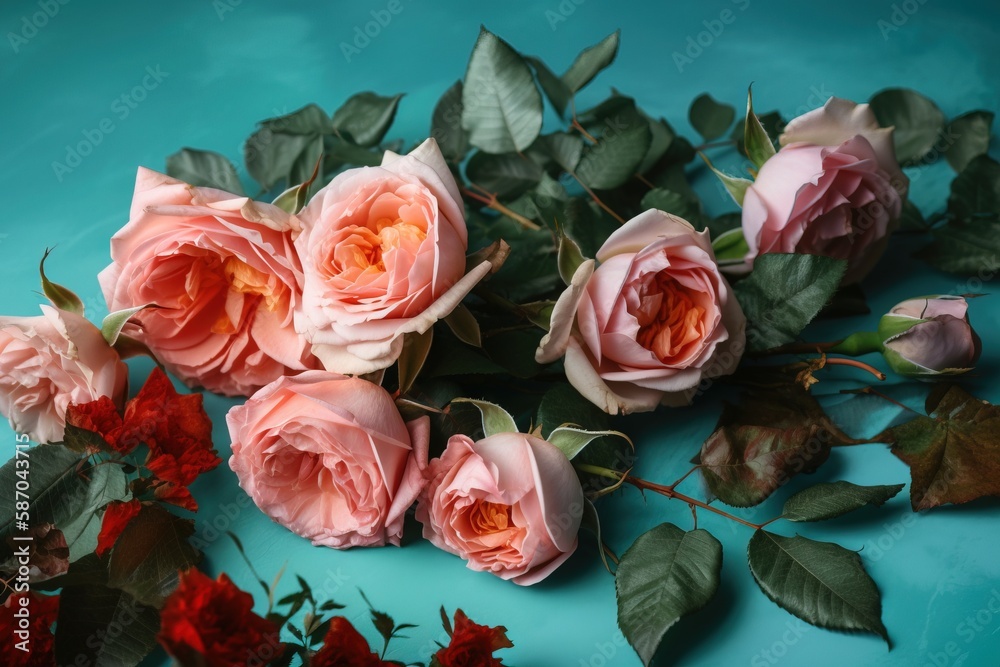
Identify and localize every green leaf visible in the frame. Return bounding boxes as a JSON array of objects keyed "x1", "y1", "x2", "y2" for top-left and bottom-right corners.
[
  {"x1": 527, "y1": 56, "x2": 572, "y2": 117},
  {"x1": 711, "y1": 227, "x2": 750, "y2": 263},
  {"x1": 260, "y1": 104, "x2": 332, "y2": 135},
  {"x1": 465, "y1": 151, "x2": 544, "y2": 199},
  {"x1": 271, "y1": 153, "x2": 323, "y2": 215},
  {"x1": 732, "y1": 110, "x2": 784, "y2": 158},
  {"x1": 744, "y1": 86, "x2": 777, "y2": 169},
  {"x1": 616, "y1": 524, "x2": 723, "y2": 666},
  {"x1": 781, "y1": 482, "x2": 905, "y2": 522},
  {"x1": 331, "y1": 92, "x2": 402, "y2": 148},
  {"x1": 245, "y1": 130, "x2": 322, "y2": 191},
  {"x1": 697, "y1": 386, "x2": 859, "y2": 507},
  {"x1": 640, "y1": 188, "x2": 703, "y2": 224},
  {"x1": 323, "y1": 135, "x2": 383, "y2": 168},
  {"x1": 561, "y1": 30, "x2": 620, "y2": 94},
  {"x1": 431, "y1": 81, "x2": 470, "y2": 163},
  {"x1": 747, "y1": 530, "x2": 888, "y2": 642},
  {"x1": 535, "y1": 132, "x2": 583, "y2": 173},
  {"x1": 443, "y1": 304, "x2": 482, "y2": 348},
  {"x1": 689, "y1": 93, "x2": 736, "y2": 141},
  {"x1": 581, "y1": 498, "x2": 614, "y2": 573},
  {"x1": 107, "y1": 504, "x2": 200, "y2": 608},
  {"x1": 39, "y1": 248, "x2": 85, "y2": 315},
  {"x1": 55, "y1": 583, "x2": 160, "y2": 667},
  {"x1": 869, "y1": 88, "x2": 946, "y2": 165},
  {"x1": 397, "y1": 328, "x2": 434, "y2": 396},
  {"x1": 699, "y1": 153, "x2": 751, "y2": 207},
  {"x1": 59, "y1": 463, "x2": 130, "y2": 562},
  {"x1": 947, "y1": 154, "x2": 1000, "y2": 224},
  {"x1": 0, "y1": 445, "x2": 86, "y2": 560},
  {"x1": 166, "y1": 147, "x2": 244, "y2": 194},
  {"x1": 943, "y1": 110, "x2": 994, "y2": 173},
  {"x1": 536, "y1": 383, "x2": 610, "y2": 438},
  {"x1": 735, "y1": 253, "x2": 847, "y2": 352},
  {"x1": 101, "y1": 304, "x2": 158, "y2": 346},
  {"x1": 879, "y1": 385, "x2": 1000, "y2": 510},
  {"x1": 548, "y1": 426, "x2": 631, "y2": 460},
  {"x1": 450, "y1": 398, "x2": 519, "y2": 437},
  {"x1": 462, "y1": 27, "x2": 543, "y2": 153},
  {"x1": 575, "y1": 117, "x2": 652, "y2": 189},
  {"x1": 557, "y1": 231, "x2": 587, "y2": 286}
]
